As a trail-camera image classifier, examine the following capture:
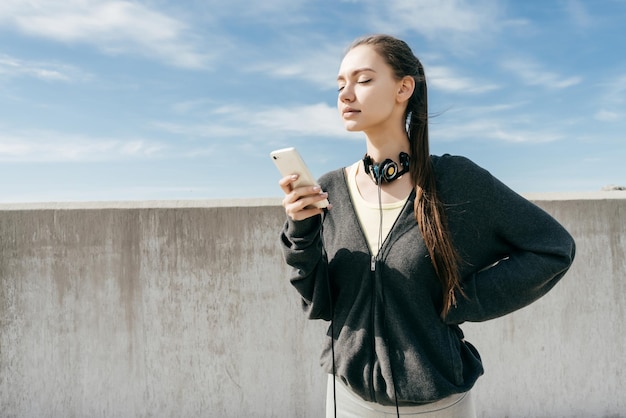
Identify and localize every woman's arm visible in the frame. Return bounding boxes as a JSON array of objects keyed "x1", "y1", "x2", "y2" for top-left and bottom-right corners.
[
  {"x1": 441, "y1": 157, "x2": 576, "y2": 324},
  {"x1": 278, "y1": 174, "x2": 333, "y2": 320},
  {"x1": 280, "y1": 216, "x2": 333, "y2": 320}
]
